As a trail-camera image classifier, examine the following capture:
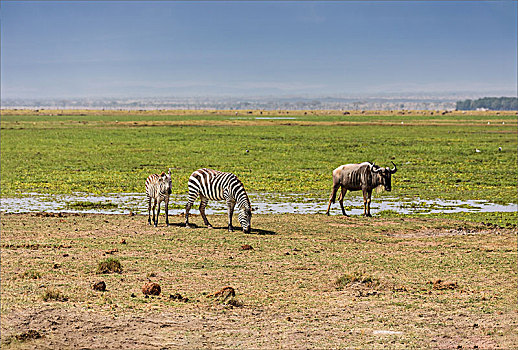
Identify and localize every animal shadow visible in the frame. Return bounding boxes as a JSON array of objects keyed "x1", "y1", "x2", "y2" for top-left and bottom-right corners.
[
  {"x1": 190, "y1": 225, "x2": 276, "y2": 235},
  {"x1": 169, "y1": 222, "x2": 200, "y2": 228},
  {"x1": 248, "y1": 228, "x2": 276, "y2": 235}
]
